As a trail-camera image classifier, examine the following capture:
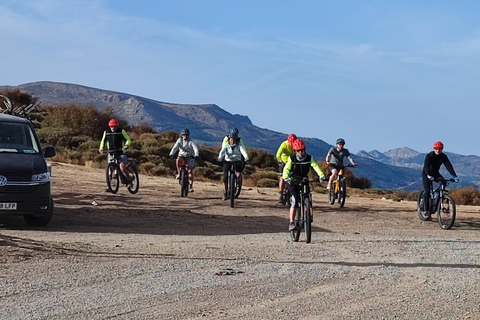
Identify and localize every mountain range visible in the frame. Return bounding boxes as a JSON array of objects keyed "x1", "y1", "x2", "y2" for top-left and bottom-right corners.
[{"x1": 2, "y1": 81, "x2": 480, "y2": 191}]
